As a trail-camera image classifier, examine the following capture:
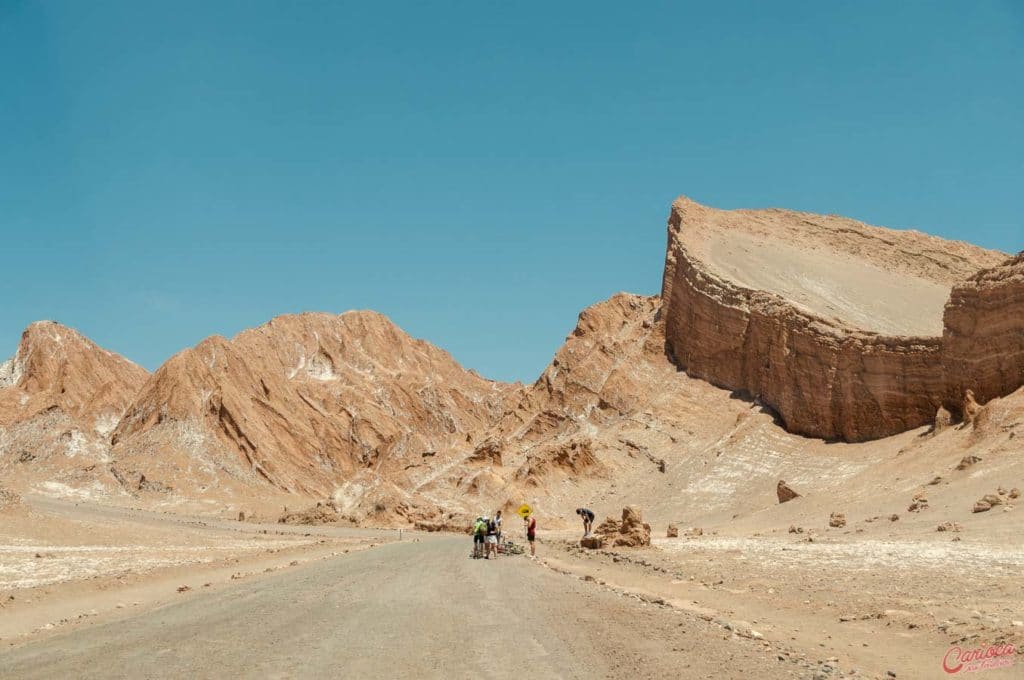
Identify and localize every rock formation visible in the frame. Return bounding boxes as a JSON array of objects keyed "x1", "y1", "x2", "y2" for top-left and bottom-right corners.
[
  {"x1": 595, "y1": 506, "x2": 651, "y2": 547},
  {"x1": 932, "y1": 406, "x2": 953, "y2": 434},
  {"x1": 960, "y1": 390, "x2": 982, "y2": 427},
  {"x1": 496, "y1": 293, "x2": 663, "y2": 441},
  {"x1": 660, "y1": 196, "x2": 1019, "y2": 441}
]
